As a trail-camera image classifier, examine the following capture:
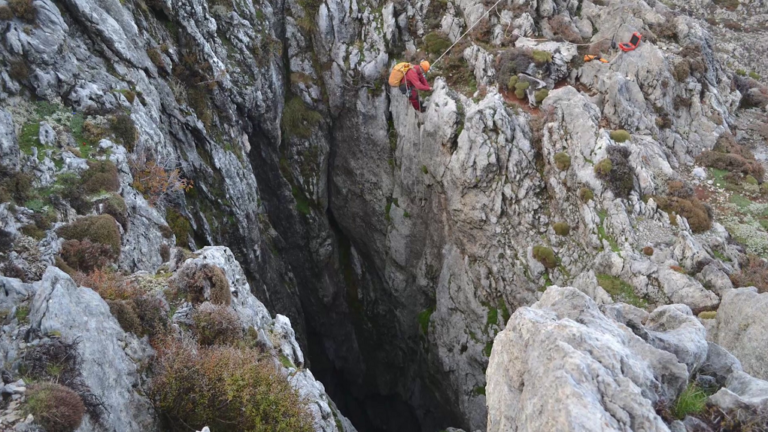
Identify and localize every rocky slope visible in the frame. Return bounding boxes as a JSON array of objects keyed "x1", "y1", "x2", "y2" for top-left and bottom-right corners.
[{"x1": 1, "y1": 0, "x2": 768, "y2": 429}]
